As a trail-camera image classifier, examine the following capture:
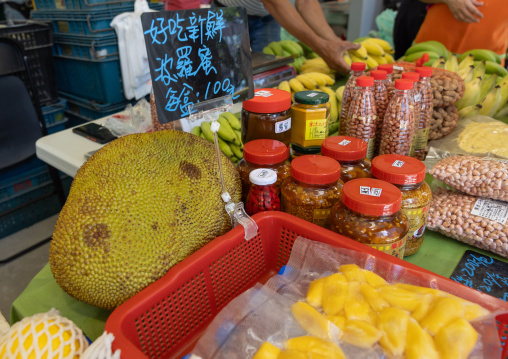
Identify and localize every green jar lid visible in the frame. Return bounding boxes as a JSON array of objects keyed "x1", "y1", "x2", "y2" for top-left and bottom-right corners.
[{"x1": 294, "y1": 90, "x2": 329, "y2": 105}]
